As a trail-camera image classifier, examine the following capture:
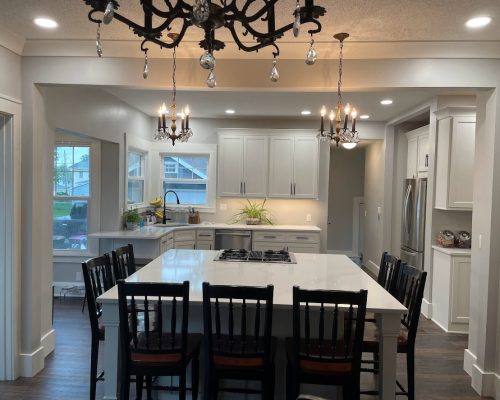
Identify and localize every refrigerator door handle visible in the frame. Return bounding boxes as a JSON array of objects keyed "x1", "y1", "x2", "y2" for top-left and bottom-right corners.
[{"x1": 403, "y1": 183, "x2": 412, "y2": 240}]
